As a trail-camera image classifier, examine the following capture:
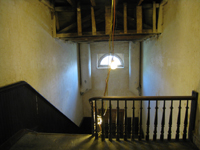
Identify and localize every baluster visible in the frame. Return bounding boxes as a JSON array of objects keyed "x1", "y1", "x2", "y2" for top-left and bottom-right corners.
[
  {"x1": 109, "y1": 100, "x2": 112, "y2": 141},
  {"x1": 95, "y1": 100, "x2": 98, "y2": 139},
  {"x1": 139, "y1": 100, "x2": 143, "y2": 140},
  {"x1": 116, "y1": 100, "x2": 120, "y2": 141},
  {"x1": 160, "y1": 100, "x2": 166, "y2": 140},
  {"x1": 183, "y1": 100, "x2": 189, "y2": 140},
  {"x1": 176, "y1": 100, "x2": 181, "y2": 140},
  {"x1": 146, "y1": 100, "x2": 150, "y2": 141},
  {"x1": 168, "y1": 100, "x2": 173, "y2": 141},
  {"x1": 153, "y1": 100, "x2": 158, "y2": 141},
  {"x1": 131, "y1": 100, "x2": 135, "y2": 141},
  {"x1": 124, "y1": 100, "x2": 128, "y2": 141},
  {"x1": 101, "y1": 99, "x2": 105, "y2": 141},
  {"x1": 91, "y1": 101, "x2": 94, "y2": 136}
]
